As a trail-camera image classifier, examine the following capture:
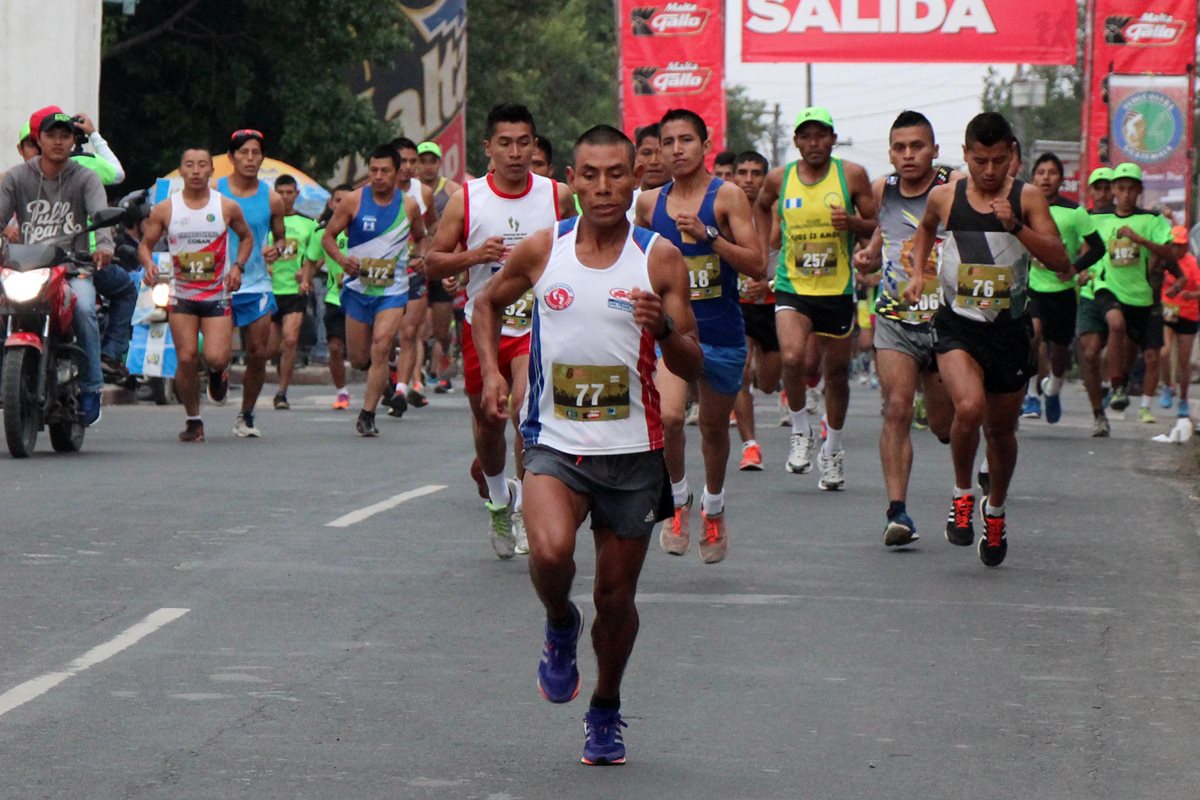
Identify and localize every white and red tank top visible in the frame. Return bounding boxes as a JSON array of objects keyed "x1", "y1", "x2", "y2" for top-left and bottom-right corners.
[
  {"x1": 166, "y1": 190, "x2": 229, "y2": 301},
  {"x1": 463, "y1": 171, "x2": 560, "y2": 337},
  {"x1": 520, "y1": 218, "x2": 663, "y2": 455}
]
